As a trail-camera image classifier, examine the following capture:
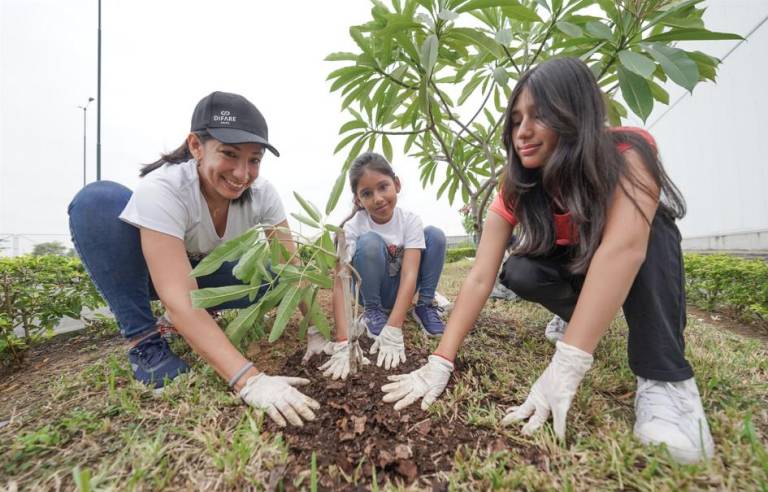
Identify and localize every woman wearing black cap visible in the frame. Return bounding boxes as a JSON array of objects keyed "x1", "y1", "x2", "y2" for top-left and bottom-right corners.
[{"x1": 68, "y1": 91, "x2": 319, "y2": 427}]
